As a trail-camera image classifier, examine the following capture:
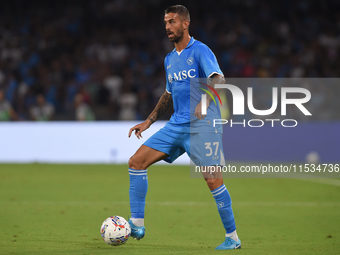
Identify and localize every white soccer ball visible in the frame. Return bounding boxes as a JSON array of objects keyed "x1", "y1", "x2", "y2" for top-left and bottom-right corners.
[{"x1": 100, "y1": 216, "x2": 131, "y2": 246}]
